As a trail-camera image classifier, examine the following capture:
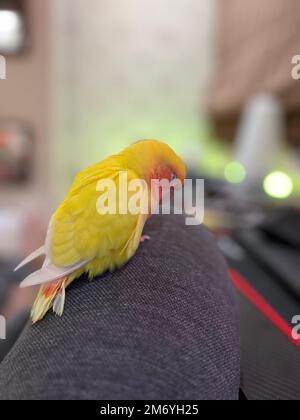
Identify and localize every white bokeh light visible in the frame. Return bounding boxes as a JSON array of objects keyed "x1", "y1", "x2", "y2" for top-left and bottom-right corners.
[
  {"x1": 263, "y1": 171, "x2": 294, "y2": 199},
  {"x1": 0, "y1": 10, "x2": 24, "y2": 54}
]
